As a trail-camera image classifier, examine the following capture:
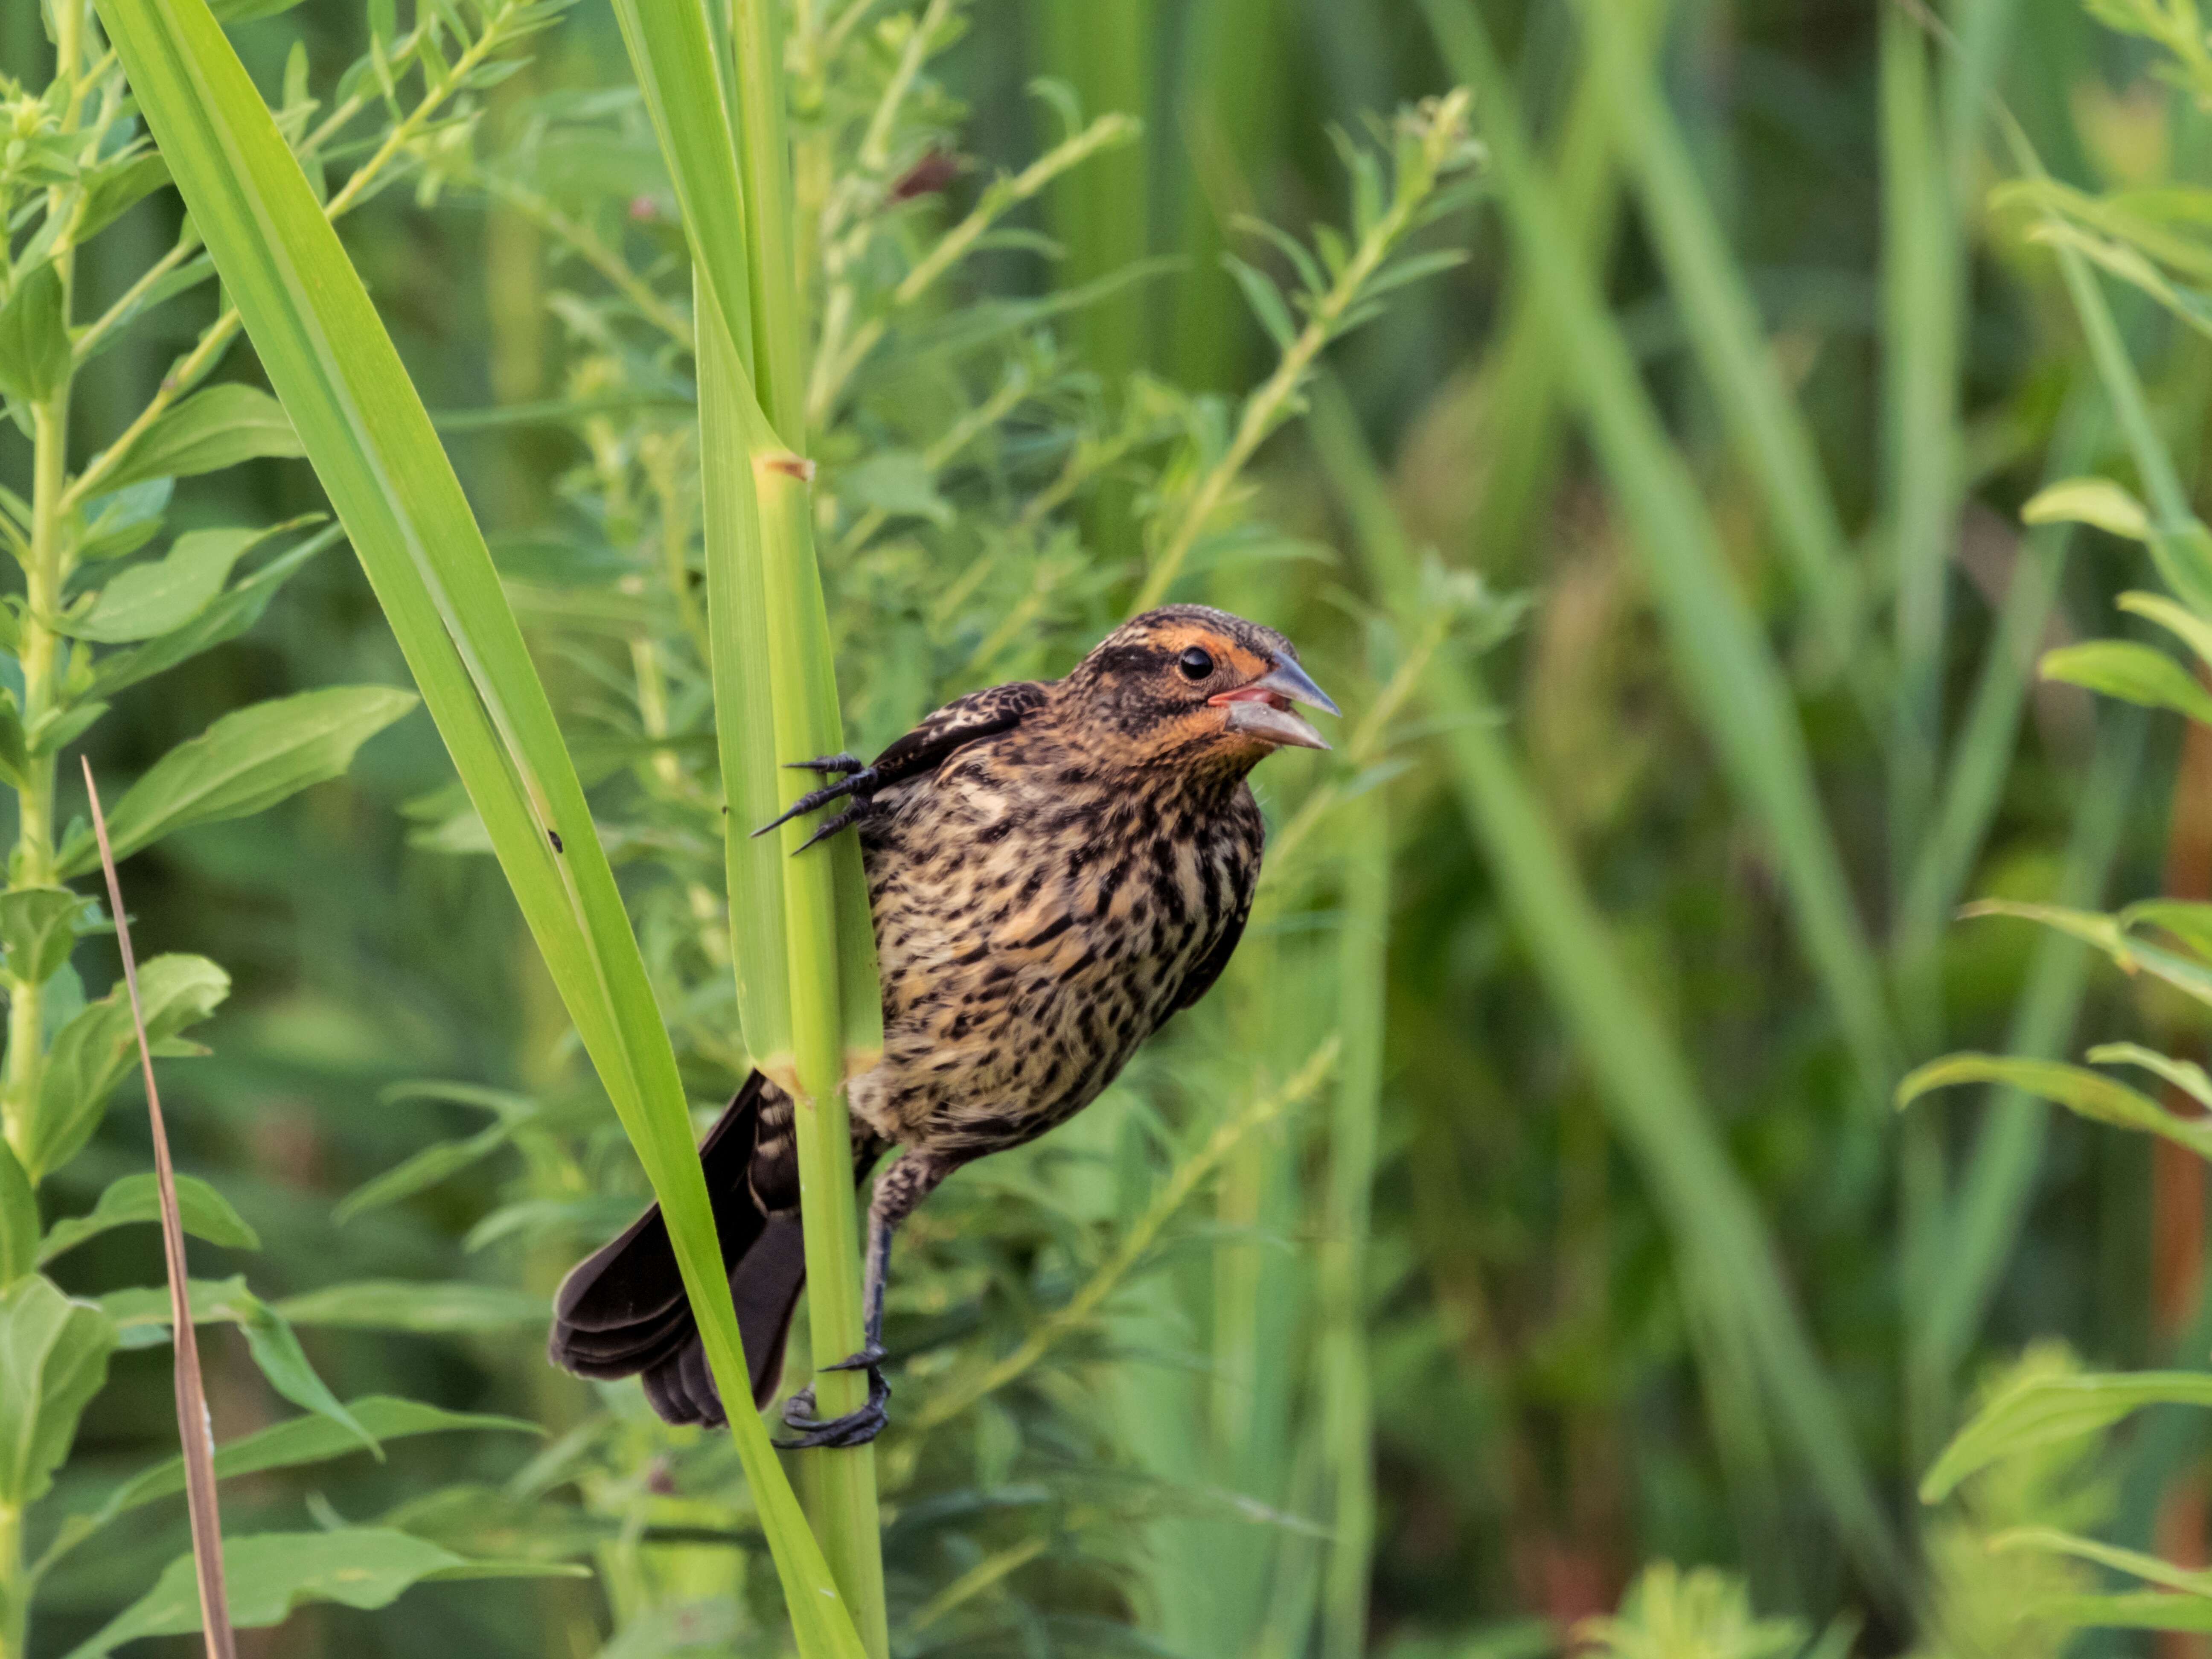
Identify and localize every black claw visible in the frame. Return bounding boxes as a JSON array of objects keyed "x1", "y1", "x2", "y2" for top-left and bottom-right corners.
[
  {"x1": 772, "y1": 1362, "x2": 890, "y2": 1450},
  {"x1": 795, "y1": 803, "x2": 867, "y2": 853},
  {"x1": 788, "y1": 754, "x2": 865, "y2": 776},
  {"x1": 821, "y1": 1343, "x2": 887, "y2": 1372},
  {"x1": 750, "y1": 763, "x2": 881, "y2": 842}
]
